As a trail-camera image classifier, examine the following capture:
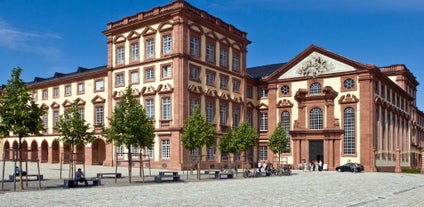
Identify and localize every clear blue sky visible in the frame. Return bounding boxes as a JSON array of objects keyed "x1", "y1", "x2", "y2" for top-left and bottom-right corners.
[{"x1": 1, "y1": 0, "x2": 423, "y2": 110}]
